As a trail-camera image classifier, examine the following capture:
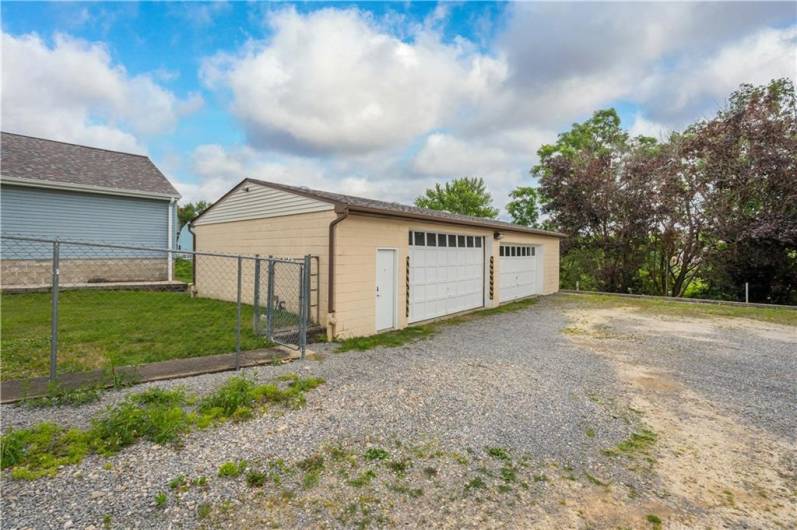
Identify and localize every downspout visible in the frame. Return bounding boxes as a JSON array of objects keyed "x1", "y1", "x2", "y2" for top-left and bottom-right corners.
[
  {"x1": 187, "y1": 221, "x2": 197, "y2": 286},
  {"x1": 327, "y1": 207, "x2": 349, "y2": 340},
  {"x1": 167, "y1": 198, "x2": 176, "y2": 281}
]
